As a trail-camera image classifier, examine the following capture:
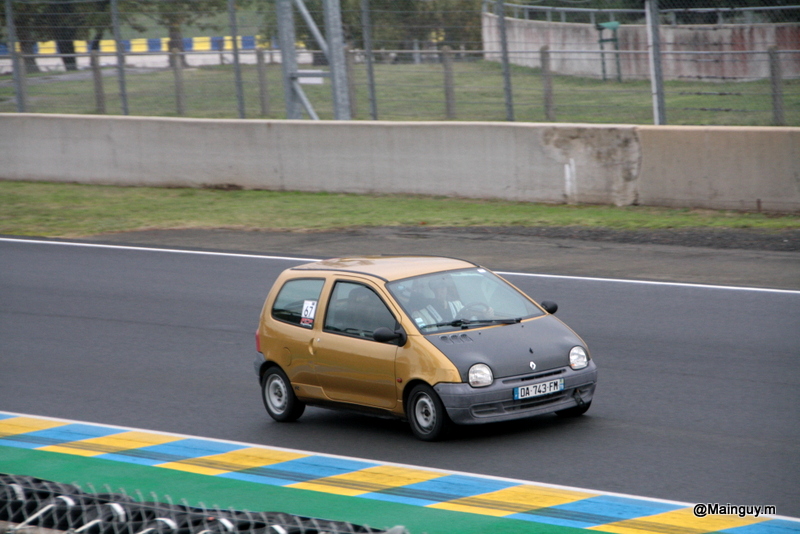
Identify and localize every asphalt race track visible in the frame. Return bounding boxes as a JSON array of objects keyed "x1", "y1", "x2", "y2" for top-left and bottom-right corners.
[{"x1": 1, "y1": 237, "x2": 798, "y2": 518}]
